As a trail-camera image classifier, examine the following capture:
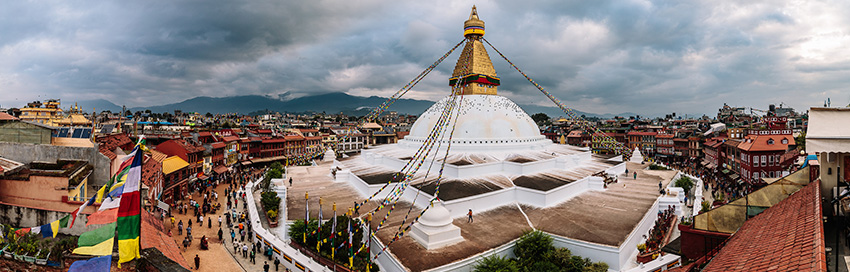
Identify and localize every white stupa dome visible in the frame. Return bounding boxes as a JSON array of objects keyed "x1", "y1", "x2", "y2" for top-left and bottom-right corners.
[
  {"x1": 399, "y1": 95, "x2": 552, "y2": 152},
  {"x1": 418, "y1": 201, "x2": 454, "y2": 228}
]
